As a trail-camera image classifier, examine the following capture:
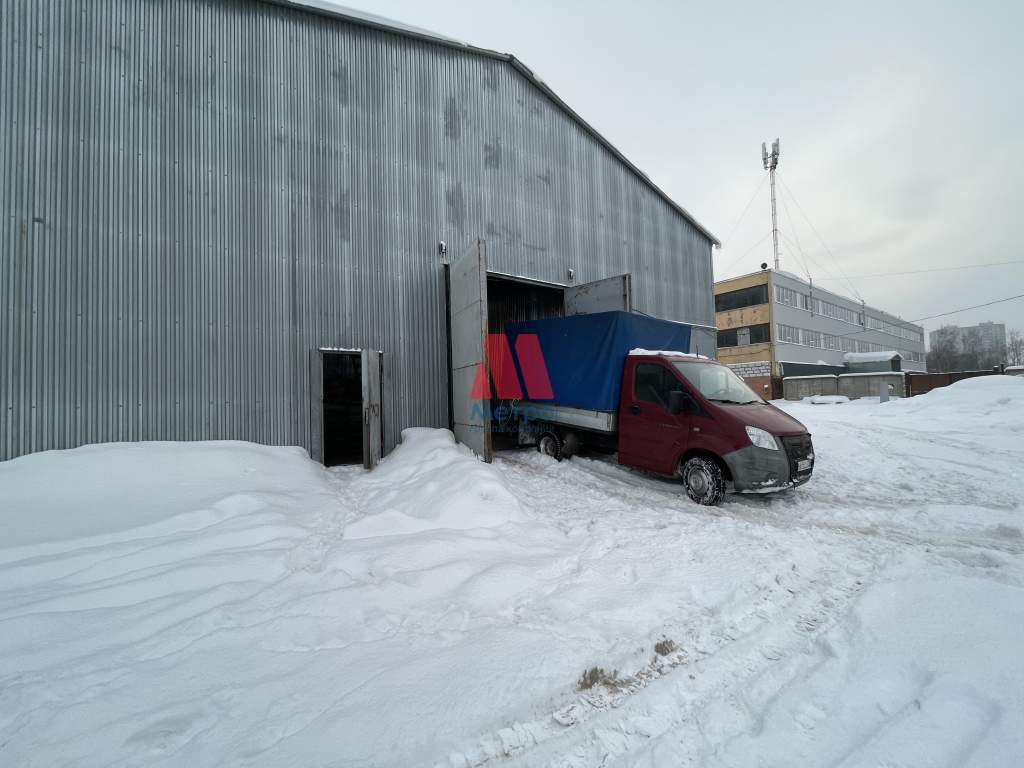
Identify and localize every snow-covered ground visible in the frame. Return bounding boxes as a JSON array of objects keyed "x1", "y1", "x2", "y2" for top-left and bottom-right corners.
[{"x1": 1, "y1": 377, "x2": 1023, "y2": 767}]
